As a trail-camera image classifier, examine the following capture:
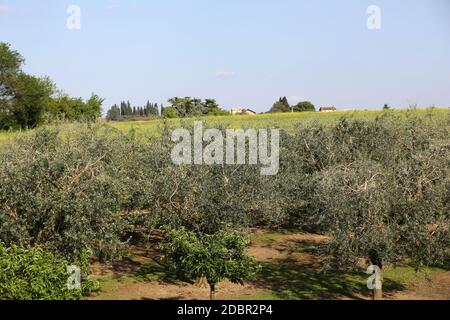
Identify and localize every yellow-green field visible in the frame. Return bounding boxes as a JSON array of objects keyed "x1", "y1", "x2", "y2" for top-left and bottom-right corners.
[
  {"x1": 0, "y1": 109, "x2": 448, "y2": 144},
  {"x1": 110, "y1": 108, "x2": 449, "y2": 136}
]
